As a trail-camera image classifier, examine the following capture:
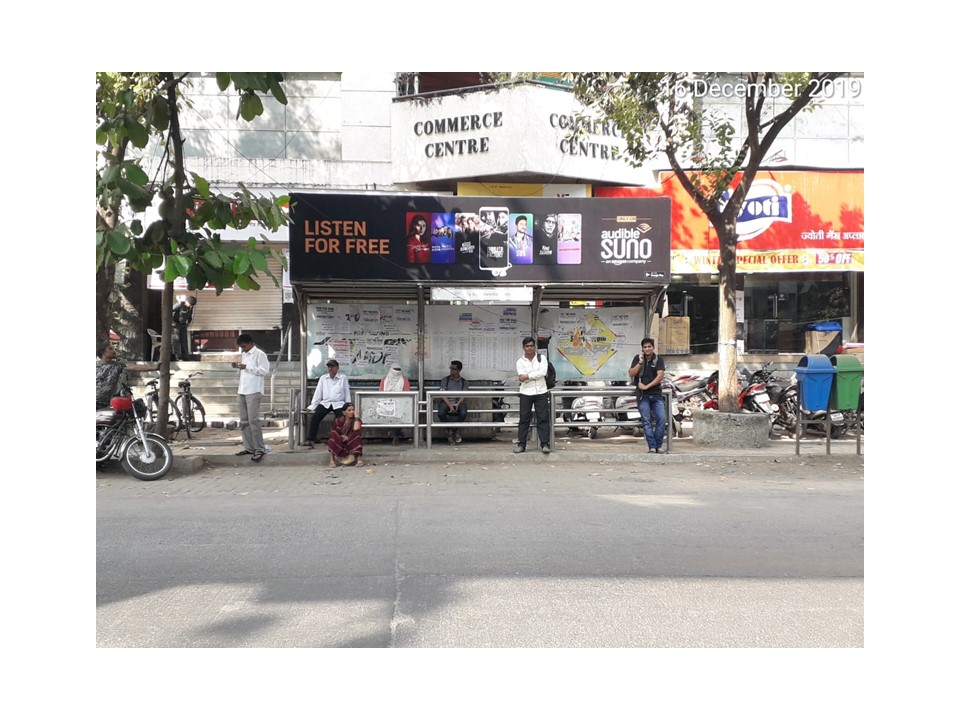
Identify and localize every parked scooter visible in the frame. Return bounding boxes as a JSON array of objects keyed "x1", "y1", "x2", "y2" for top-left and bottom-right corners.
[
  {"x1": 569, "y1": 391, "x2": 606, "y2": 439},
  {"x1": 96, "y1": 384, "x2": 174, "y2": 480}
]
